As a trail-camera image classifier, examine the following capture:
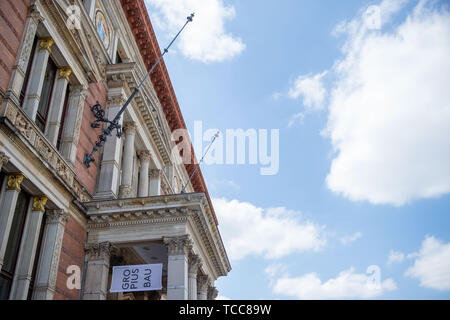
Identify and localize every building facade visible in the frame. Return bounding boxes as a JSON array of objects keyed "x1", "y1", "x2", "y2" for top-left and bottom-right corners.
[{"x1": 0, "y1": 0, "x2": 230, "y2": 300}]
